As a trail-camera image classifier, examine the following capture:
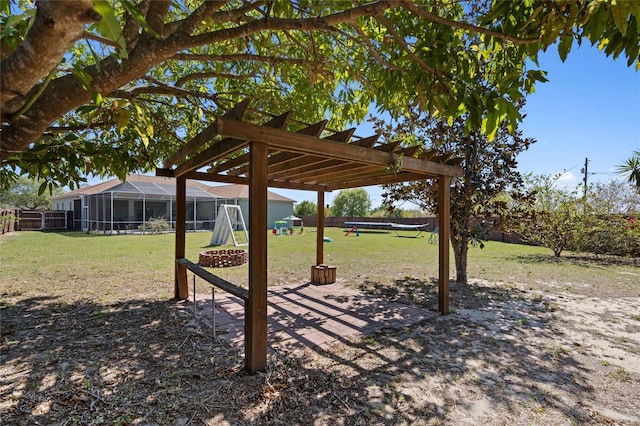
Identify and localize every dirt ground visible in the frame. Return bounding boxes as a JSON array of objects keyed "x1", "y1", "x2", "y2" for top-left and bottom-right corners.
[{"x1": 1, "y1": 274, "x2": 639, "y2": 425}]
